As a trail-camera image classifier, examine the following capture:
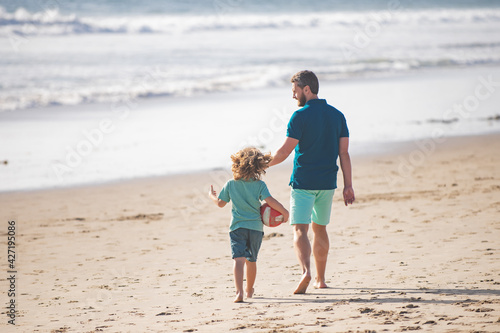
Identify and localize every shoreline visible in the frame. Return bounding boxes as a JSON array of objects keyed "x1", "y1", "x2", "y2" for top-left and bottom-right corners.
[{"x1": 0, "y1": 130, "x2": 498, "y2": 195}]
